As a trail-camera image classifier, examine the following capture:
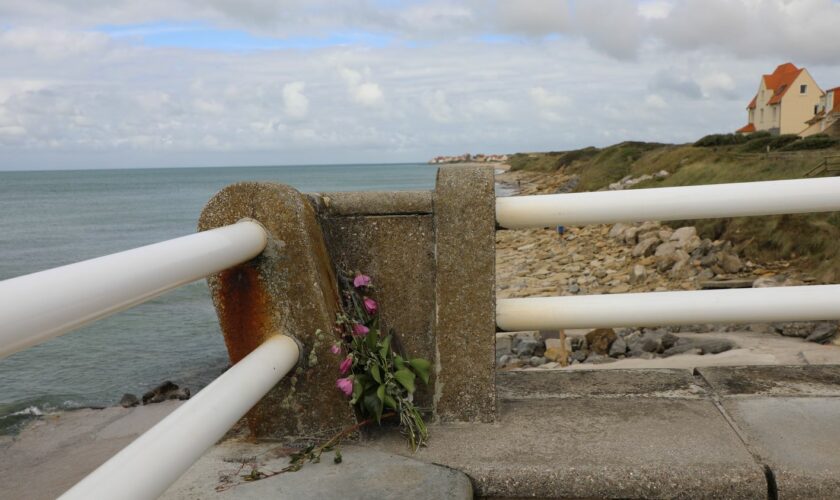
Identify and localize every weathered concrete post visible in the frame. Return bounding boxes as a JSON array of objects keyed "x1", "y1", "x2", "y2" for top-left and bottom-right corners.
[
  {"x1": 199, "y1": 167, "x2": 498, "y2": 438},
  {"x1": 433, "y1": 166, "x2": 497, "y2": 422},
  {"x1": 198, "y1": 182, "x2": 356, "y2": 439}
]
